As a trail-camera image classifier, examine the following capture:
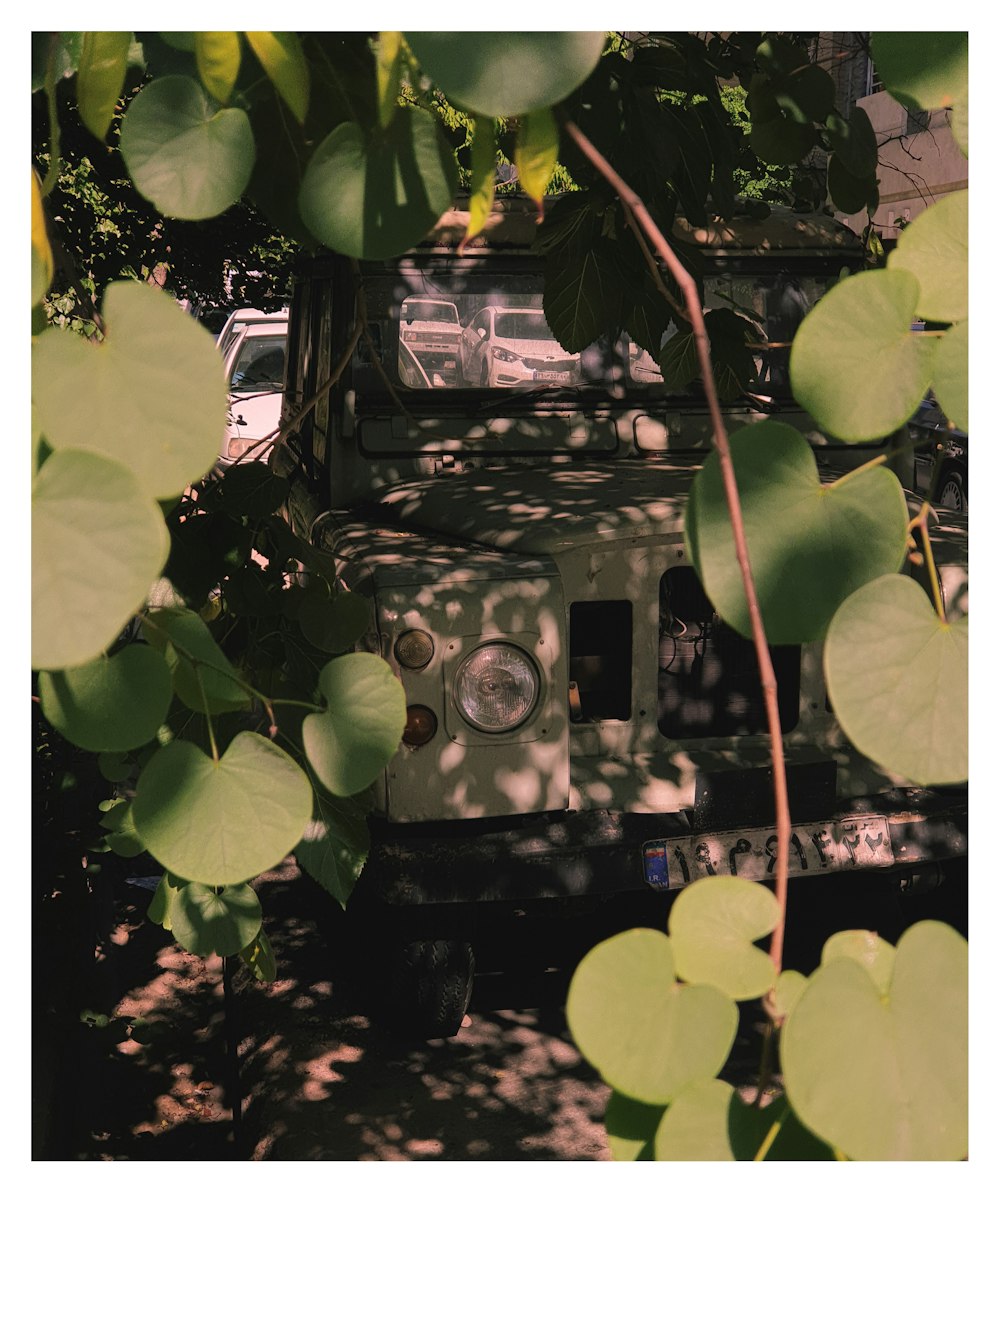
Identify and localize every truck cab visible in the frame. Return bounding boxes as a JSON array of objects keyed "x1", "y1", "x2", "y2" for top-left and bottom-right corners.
[{"x1": 274, "y1": 198, "x2": 967, "y2": 1035}]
